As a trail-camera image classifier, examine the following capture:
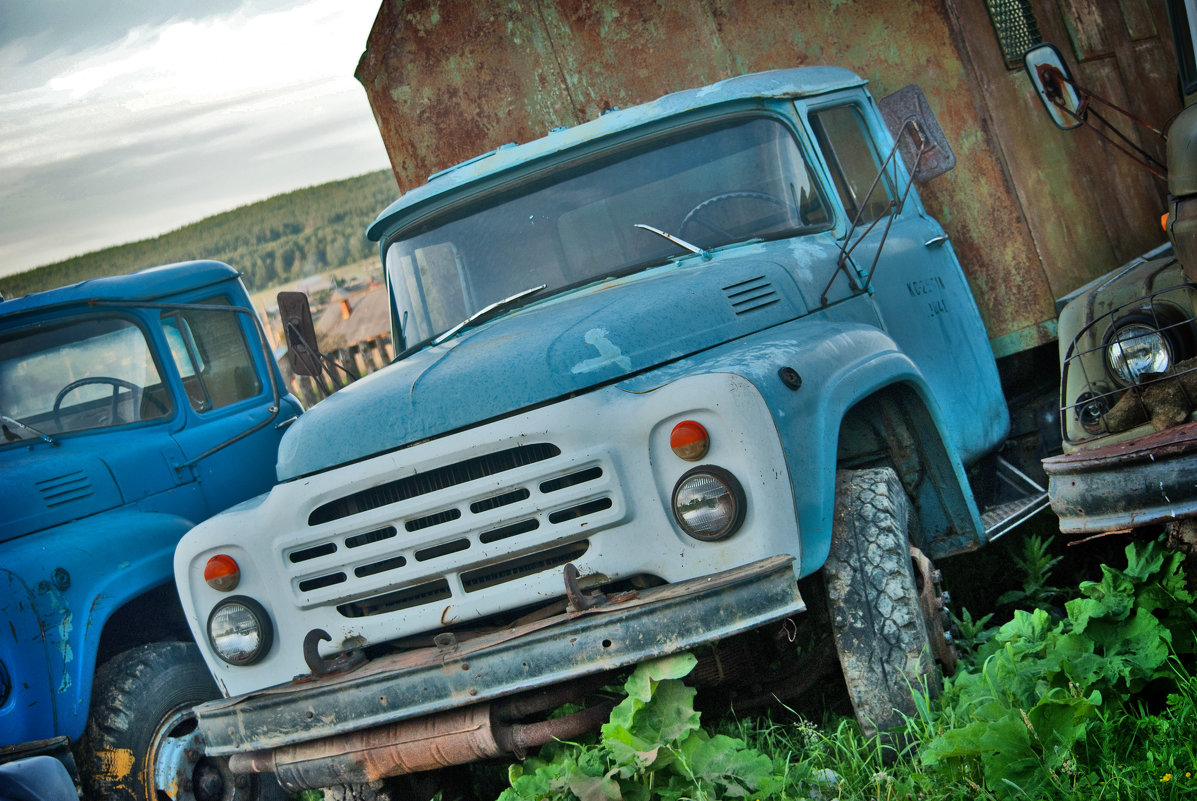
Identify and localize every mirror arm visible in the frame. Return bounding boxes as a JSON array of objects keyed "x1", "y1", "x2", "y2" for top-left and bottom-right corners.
[
  {"x1": 819, "y1": 120, "x2": 928, "y2": 306},
  {"x1": 1039, "y1": 64, "x2": 1167, "y2": 179}
]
